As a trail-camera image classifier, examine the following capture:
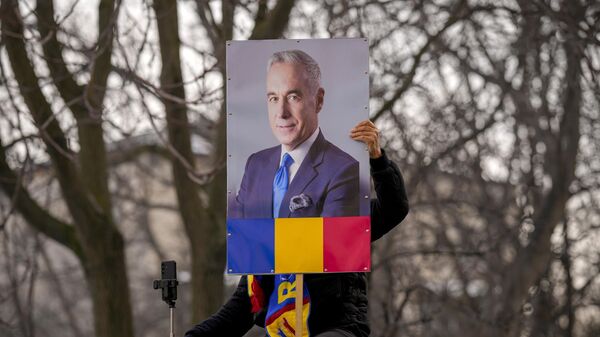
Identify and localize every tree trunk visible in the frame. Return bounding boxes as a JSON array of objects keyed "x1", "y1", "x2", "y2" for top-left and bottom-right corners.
[
  {"x1": 152, "y1": 0, "x2": 225, "y2": 321},
  {"x1": 84, "y1": 227, "x2": 134, "y2": 337},
  {"x1": 1, "y1": 2, "x2": 134, "y2": 337},
  {"x1": 496, "y1": 1, "x2": 584, "y2": 335}
]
